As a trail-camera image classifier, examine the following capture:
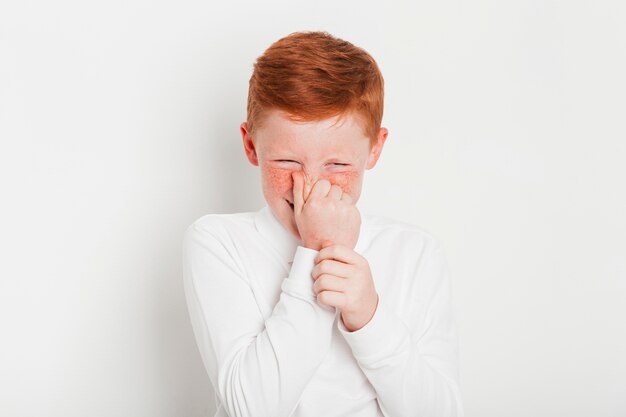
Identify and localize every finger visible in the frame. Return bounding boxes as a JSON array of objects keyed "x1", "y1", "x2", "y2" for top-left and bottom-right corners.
[
  {"x1": 341, "y1": 192, "x2": 353, "y2": 204},
  {"x1": 292, "y1": 171, "x2": 304, "y2": 214},
  {"x1": 312, "y1": 258, "x2": 353, "y2": 280},
  {"x1": 303, "y1": 172, "x2": 313, "y2": 202},
  {"x1": 328, "y1": 184, "x2": 343, "y2": 200},
  {"x1": 313, "y1": 273, "x2": 347, "y2": 295},
  {"x1": 308, "y1": 179, "x2": 331, "y2": 201},
  {"x1": 315, "y1": 244, "x2": 362, "y2": 266},
  {"x1": 317, "y1": 290, "x2": 347, "y2": 309}
]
